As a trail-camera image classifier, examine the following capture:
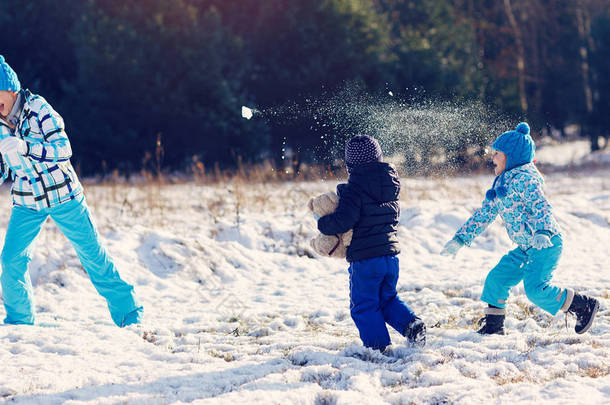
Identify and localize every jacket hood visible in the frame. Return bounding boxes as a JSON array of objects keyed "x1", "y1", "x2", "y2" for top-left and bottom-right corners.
[{"x1": 347, "y1": 162, "x2": 400, "y2": 202}]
